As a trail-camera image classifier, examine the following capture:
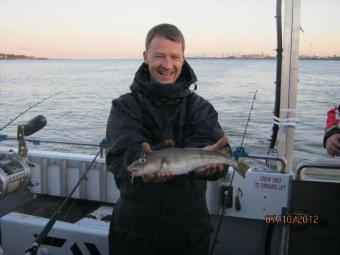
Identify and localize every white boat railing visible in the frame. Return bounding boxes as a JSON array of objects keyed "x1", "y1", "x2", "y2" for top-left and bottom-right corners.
[
  {"x1": 0, "y1": 146, "x2": 119, "y2": 204},
  {"x1": 295, "y1": 158, "x2": 340, "y2": 182}
]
